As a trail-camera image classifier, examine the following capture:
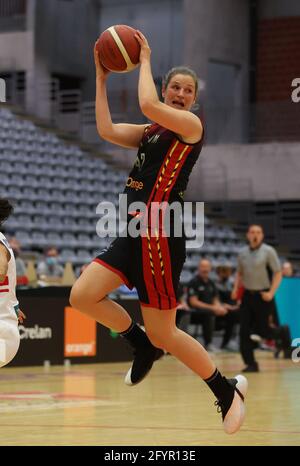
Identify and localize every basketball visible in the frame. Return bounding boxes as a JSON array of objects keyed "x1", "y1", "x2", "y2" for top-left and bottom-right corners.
[{"x1": 96, "y1": 25, "x2": 140, "y2": 73}]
